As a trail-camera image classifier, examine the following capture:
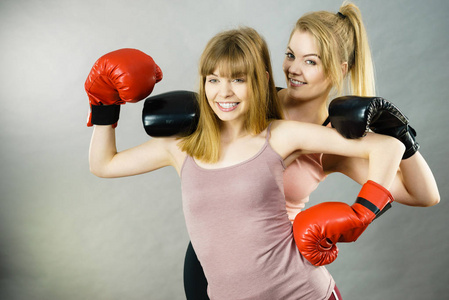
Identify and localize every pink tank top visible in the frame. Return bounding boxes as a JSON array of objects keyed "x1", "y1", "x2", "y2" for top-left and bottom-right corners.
[
  {"x1": 180, "y1": 126, "x2": 334, "y2": 300},
  {"x1": 283, "y1": 122, "x2": 331, "y2": 222},
  {"x1": 284, "y1": 153, "x2": 326, "y2": 221}
]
